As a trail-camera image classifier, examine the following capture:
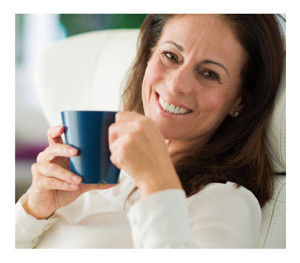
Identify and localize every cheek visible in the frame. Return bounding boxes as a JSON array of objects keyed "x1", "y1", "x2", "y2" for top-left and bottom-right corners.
[
  {"x1": 197, "y1": 91, "x2": 224, "y2": 111},
  {"x1": 141, "y1": 68, "x2": 154, "y2": 116},
  {"x1": 141, "y1": 78, "x2": 149, "y2": 114},
  {"x1": 141, "y1": 60, "x2": 164, "y2": 115},
  {"x1": 196, "y1": 90, "x2": 235, "y2": 118}
]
